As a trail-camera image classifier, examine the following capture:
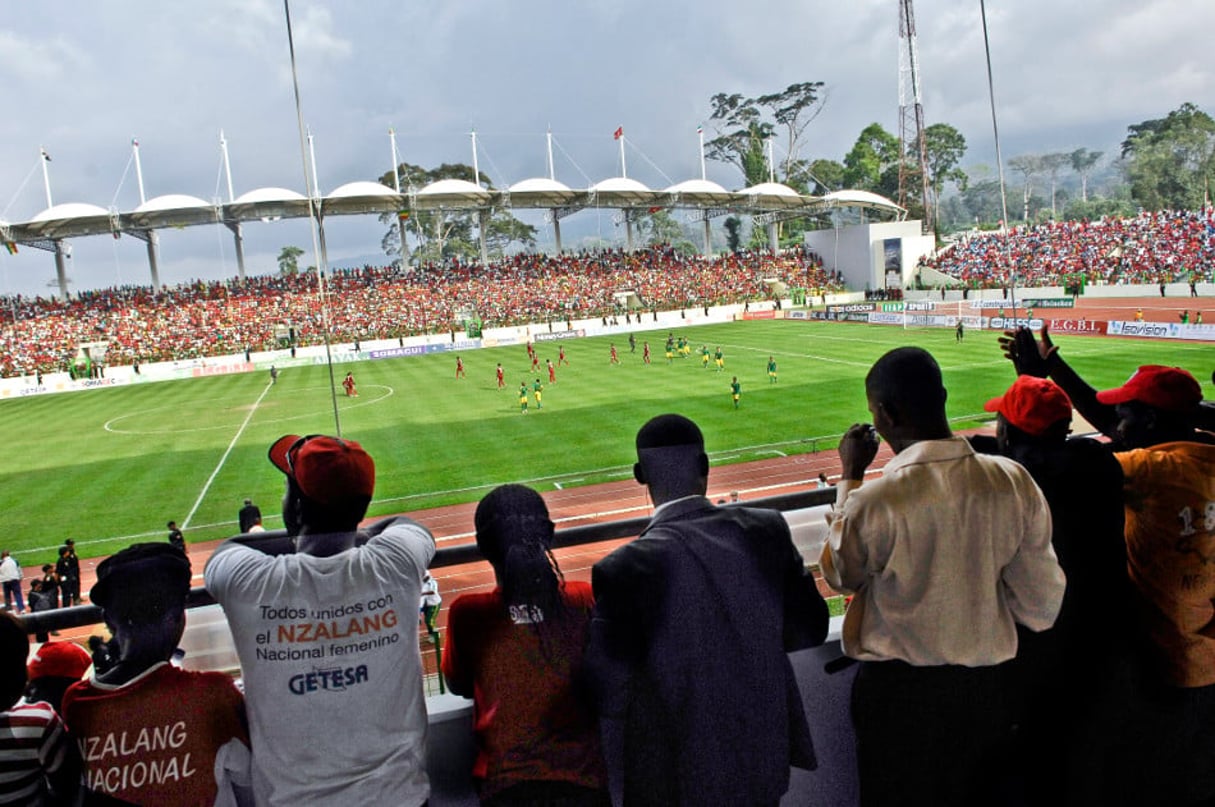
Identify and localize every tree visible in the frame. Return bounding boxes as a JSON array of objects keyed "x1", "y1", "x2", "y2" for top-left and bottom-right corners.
[
  {"x1": 804, "y1": 158, "x2": 845, "y2": 195},
  {"x1": 723, "y1": 216, "x2": 742, "y2": 253},
  {"x1": 375, "y1": 162, "x2": 535, "y2": 264},
  {"x1": 1121, "y1": 102, "x2": 1215, "y2": 210},
  {"x1": 277, "y1": 246, "x2": 304, "y2": 276},
  {"x1": 638, "y1": 209, "x2": 693, "y2": 251},
  {"x1": 842, "y1": 123, "x2": 900, "y2": 191},
  {"x1": 921, "y1": 123, "x2": 968, "y2": 226},
  {"x1": 1040, "y1": 152, "x2": 1071, "y2": 218},
  {"x1": 705, "y1": 82, "x2": 827, "y2": 187},
  {"x1": 1069, "y1": 148, "x2": 1103, "y2": 202},
  {"x1": 1007, "y1": 154, "x2": 1044, "y2": 223}
]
